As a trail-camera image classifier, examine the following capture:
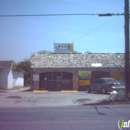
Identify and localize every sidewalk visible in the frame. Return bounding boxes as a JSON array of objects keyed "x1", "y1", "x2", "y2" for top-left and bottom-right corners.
[
  {"x1": 0, "y1": 89, "x2": 110, "y2": 107},
  {"x1": 0, "y1": 87, "x2": 129, "y2": 107},
  {"x1": 0, "y1": 86, "x2": 31, "y2": 93}
]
